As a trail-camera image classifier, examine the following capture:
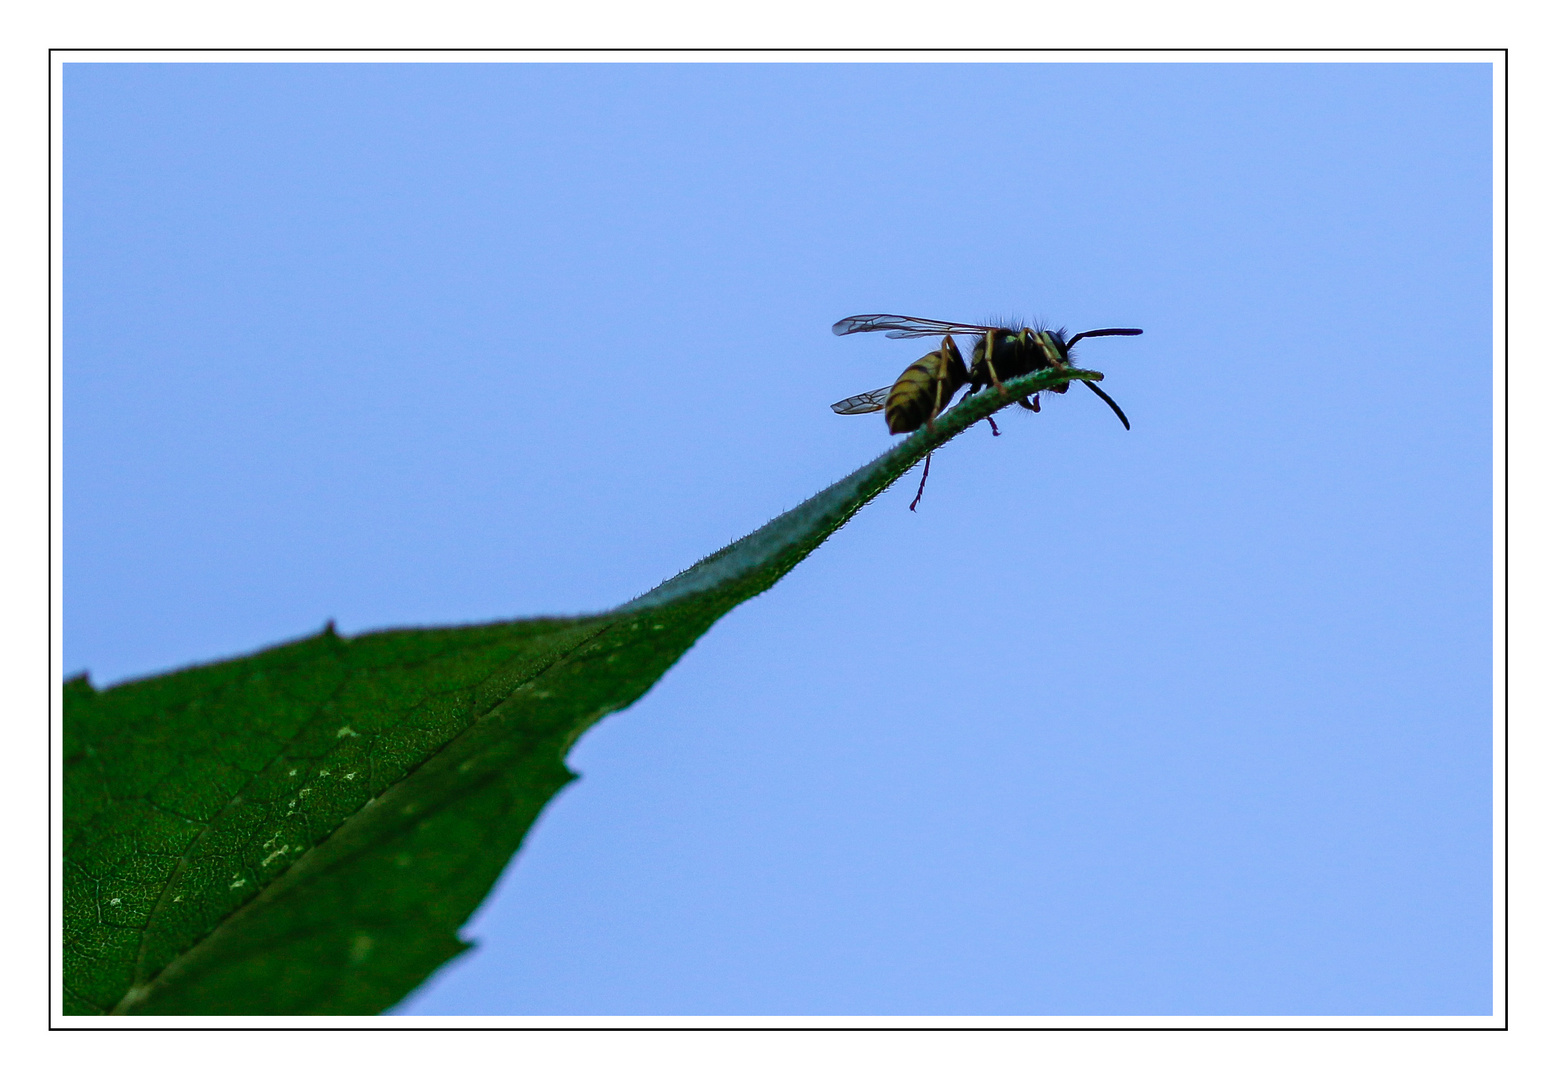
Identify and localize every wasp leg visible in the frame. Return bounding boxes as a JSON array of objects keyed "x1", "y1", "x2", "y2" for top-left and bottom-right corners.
[
  {"x1": 983, "y1": 329, "x2": 1007, "y2": 396},
  {"x1": 1017, "y1": 395, "x2": 1040, "y2": 413},
  {"x1": 923, "y1": 336, "x2": 955, "y2": 435},
  {"x1": 909, "y1": 451, "x2": 933, "y2": 512},
  {"x1": 986, "y1": 416, "x2": 1001, "y2": 436},
  {"x1": 921, "y1": 342, "x2": 946, "y2": 435}
]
